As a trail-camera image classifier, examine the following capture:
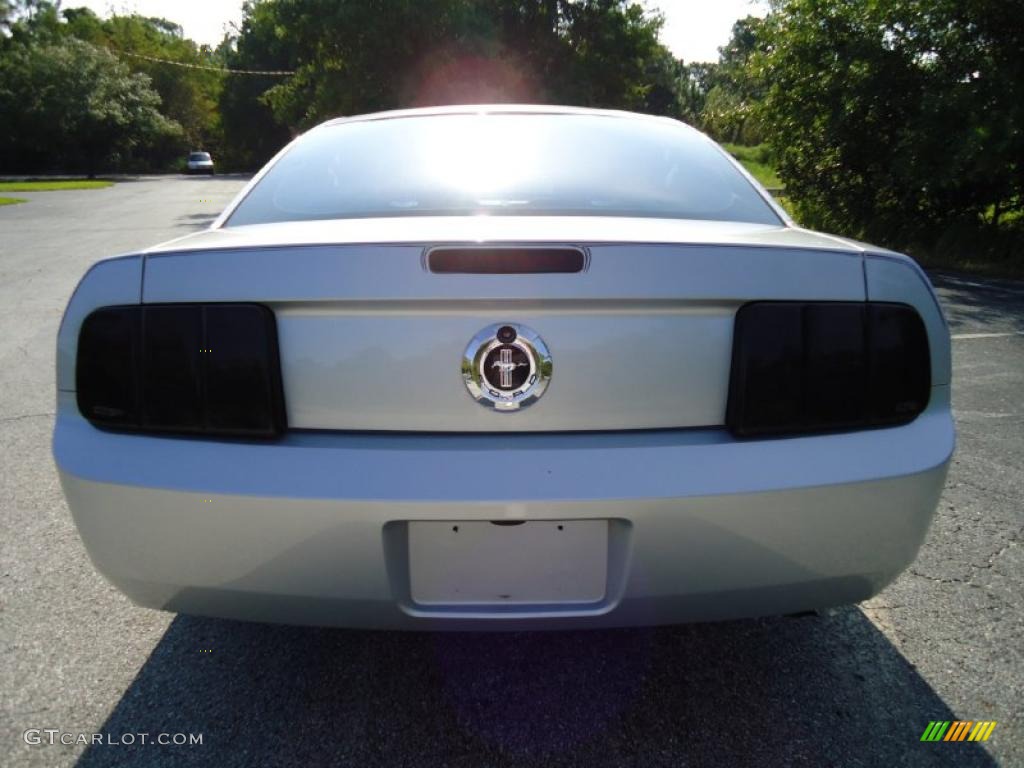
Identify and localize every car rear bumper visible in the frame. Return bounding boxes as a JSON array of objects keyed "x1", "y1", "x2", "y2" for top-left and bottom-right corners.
[{"x1": 53, "y1": 388, "x2": 954, "y2": 630}]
